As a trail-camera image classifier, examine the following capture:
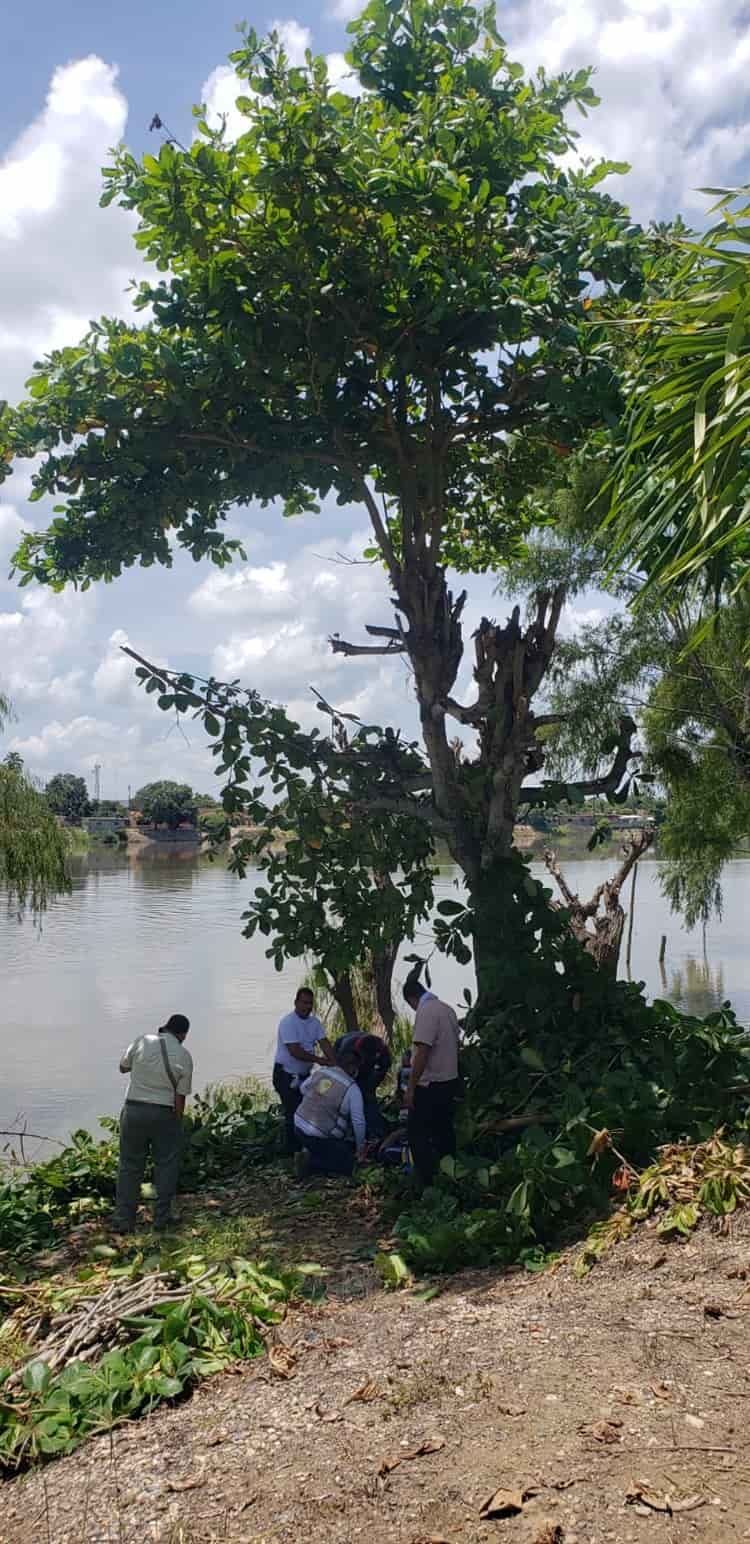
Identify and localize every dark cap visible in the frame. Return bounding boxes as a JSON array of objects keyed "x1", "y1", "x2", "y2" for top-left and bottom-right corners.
[{"x1": 160, "y1": 1014, "x2": 190, "y2": 1036}]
